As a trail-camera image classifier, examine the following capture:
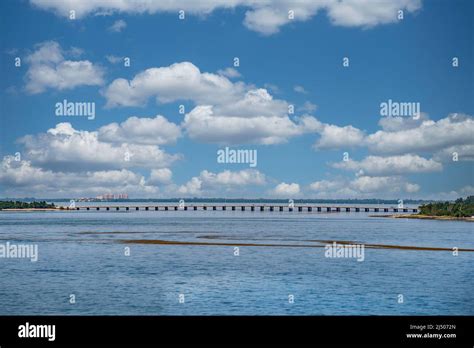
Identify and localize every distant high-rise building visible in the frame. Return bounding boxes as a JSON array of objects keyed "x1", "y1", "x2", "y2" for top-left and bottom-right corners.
[
  {"x1": 96, "y1": 193, "x2": 128, "y2": 200},
  {"x1": 95, "y1": 193, "x2": 128, "y2": 201}
]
